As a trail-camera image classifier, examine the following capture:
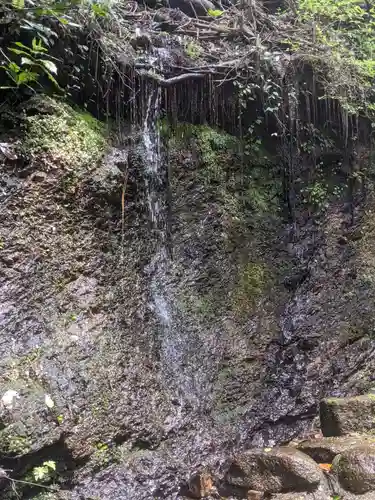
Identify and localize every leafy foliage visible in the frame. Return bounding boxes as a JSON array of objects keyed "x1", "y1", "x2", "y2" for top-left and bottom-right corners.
[
  {"x1": 207, "y1": 9, "x2": 223, "y2": 17},
  {"x1": 293, "y1": 0, "x2": 375, "y2": 112},
  {"x1": 32, "y1": 460, "x2": 56, "y2": 482},
  {"x1": 0, "y1": 0, "x2": 109, "y2": 92},
  {"x1": 1, "y1": 38, "x2": 58, "y2": 89}
]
